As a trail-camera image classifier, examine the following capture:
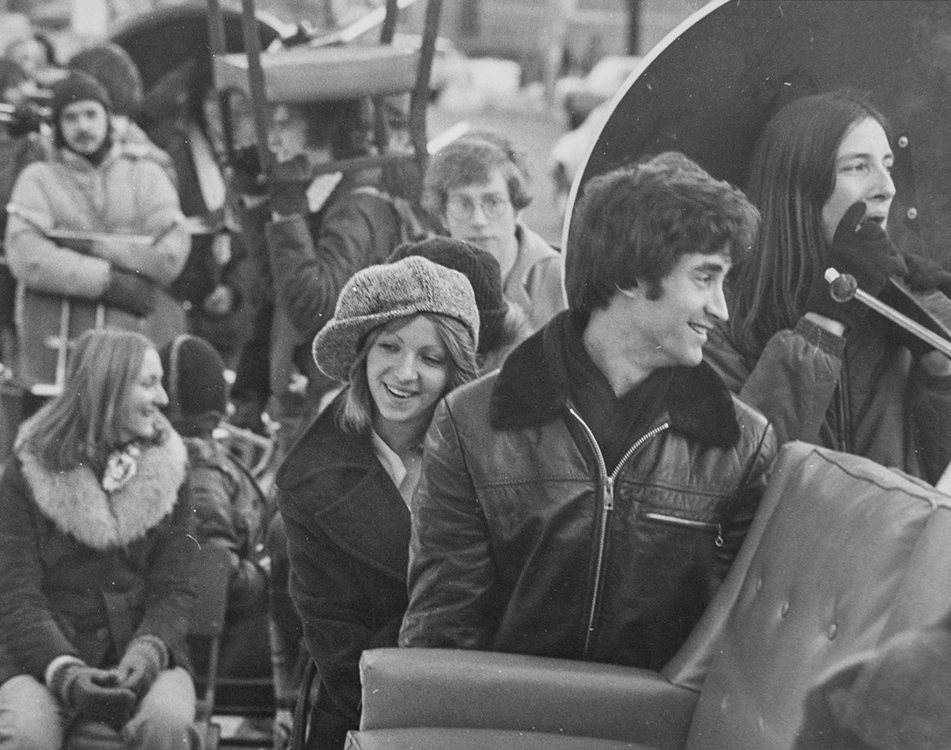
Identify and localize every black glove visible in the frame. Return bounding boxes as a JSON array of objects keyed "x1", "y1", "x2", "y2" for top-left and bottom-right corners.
[
  {"x1": 115, "y1": 636, "x2": 165, "y2": 698},
  {"x1": 229, "y1": 145, "x2": 267, "y2": 197},
  {"x1": 5, "y1": 104, "x2": 44, "y2": 137},
  {"x1": 56, "y1": 663, "x2": 137, "y2": 728},
  {"x1": 903, "y1": 252, "x2": 951, "y2": 297},
  {"x1": 102, "y1": 268, "x2": 157, "y2": 317},
  {"x1": 805, "y1": 201, "x2": 908, "y2": 329},
  {"x1": 267, "y1": 155, "x2": 312, "y2": 217}
]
